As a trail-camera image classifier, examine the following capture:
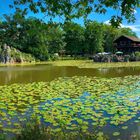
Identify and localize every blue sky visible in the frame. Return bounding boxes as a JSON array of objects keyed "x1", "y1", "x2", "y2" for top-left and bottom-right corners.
[{"x1": 0, "y1": 0, "x2": 140, "y2": 37}]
